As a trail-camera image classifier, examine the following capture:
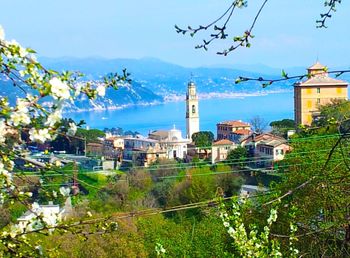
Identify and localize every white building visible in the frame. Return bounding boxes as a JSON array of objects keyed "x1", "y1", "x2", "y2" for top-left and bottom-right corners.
[
  {"x1": 17, "y1": 202, "x2": 65, "y2": 232},
  {"x1": 186, "y1": 81, "x2": 199, "y2": 140},
  {"x1": 149, "y1": 127, "x2": 190, "y2": 159}
]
